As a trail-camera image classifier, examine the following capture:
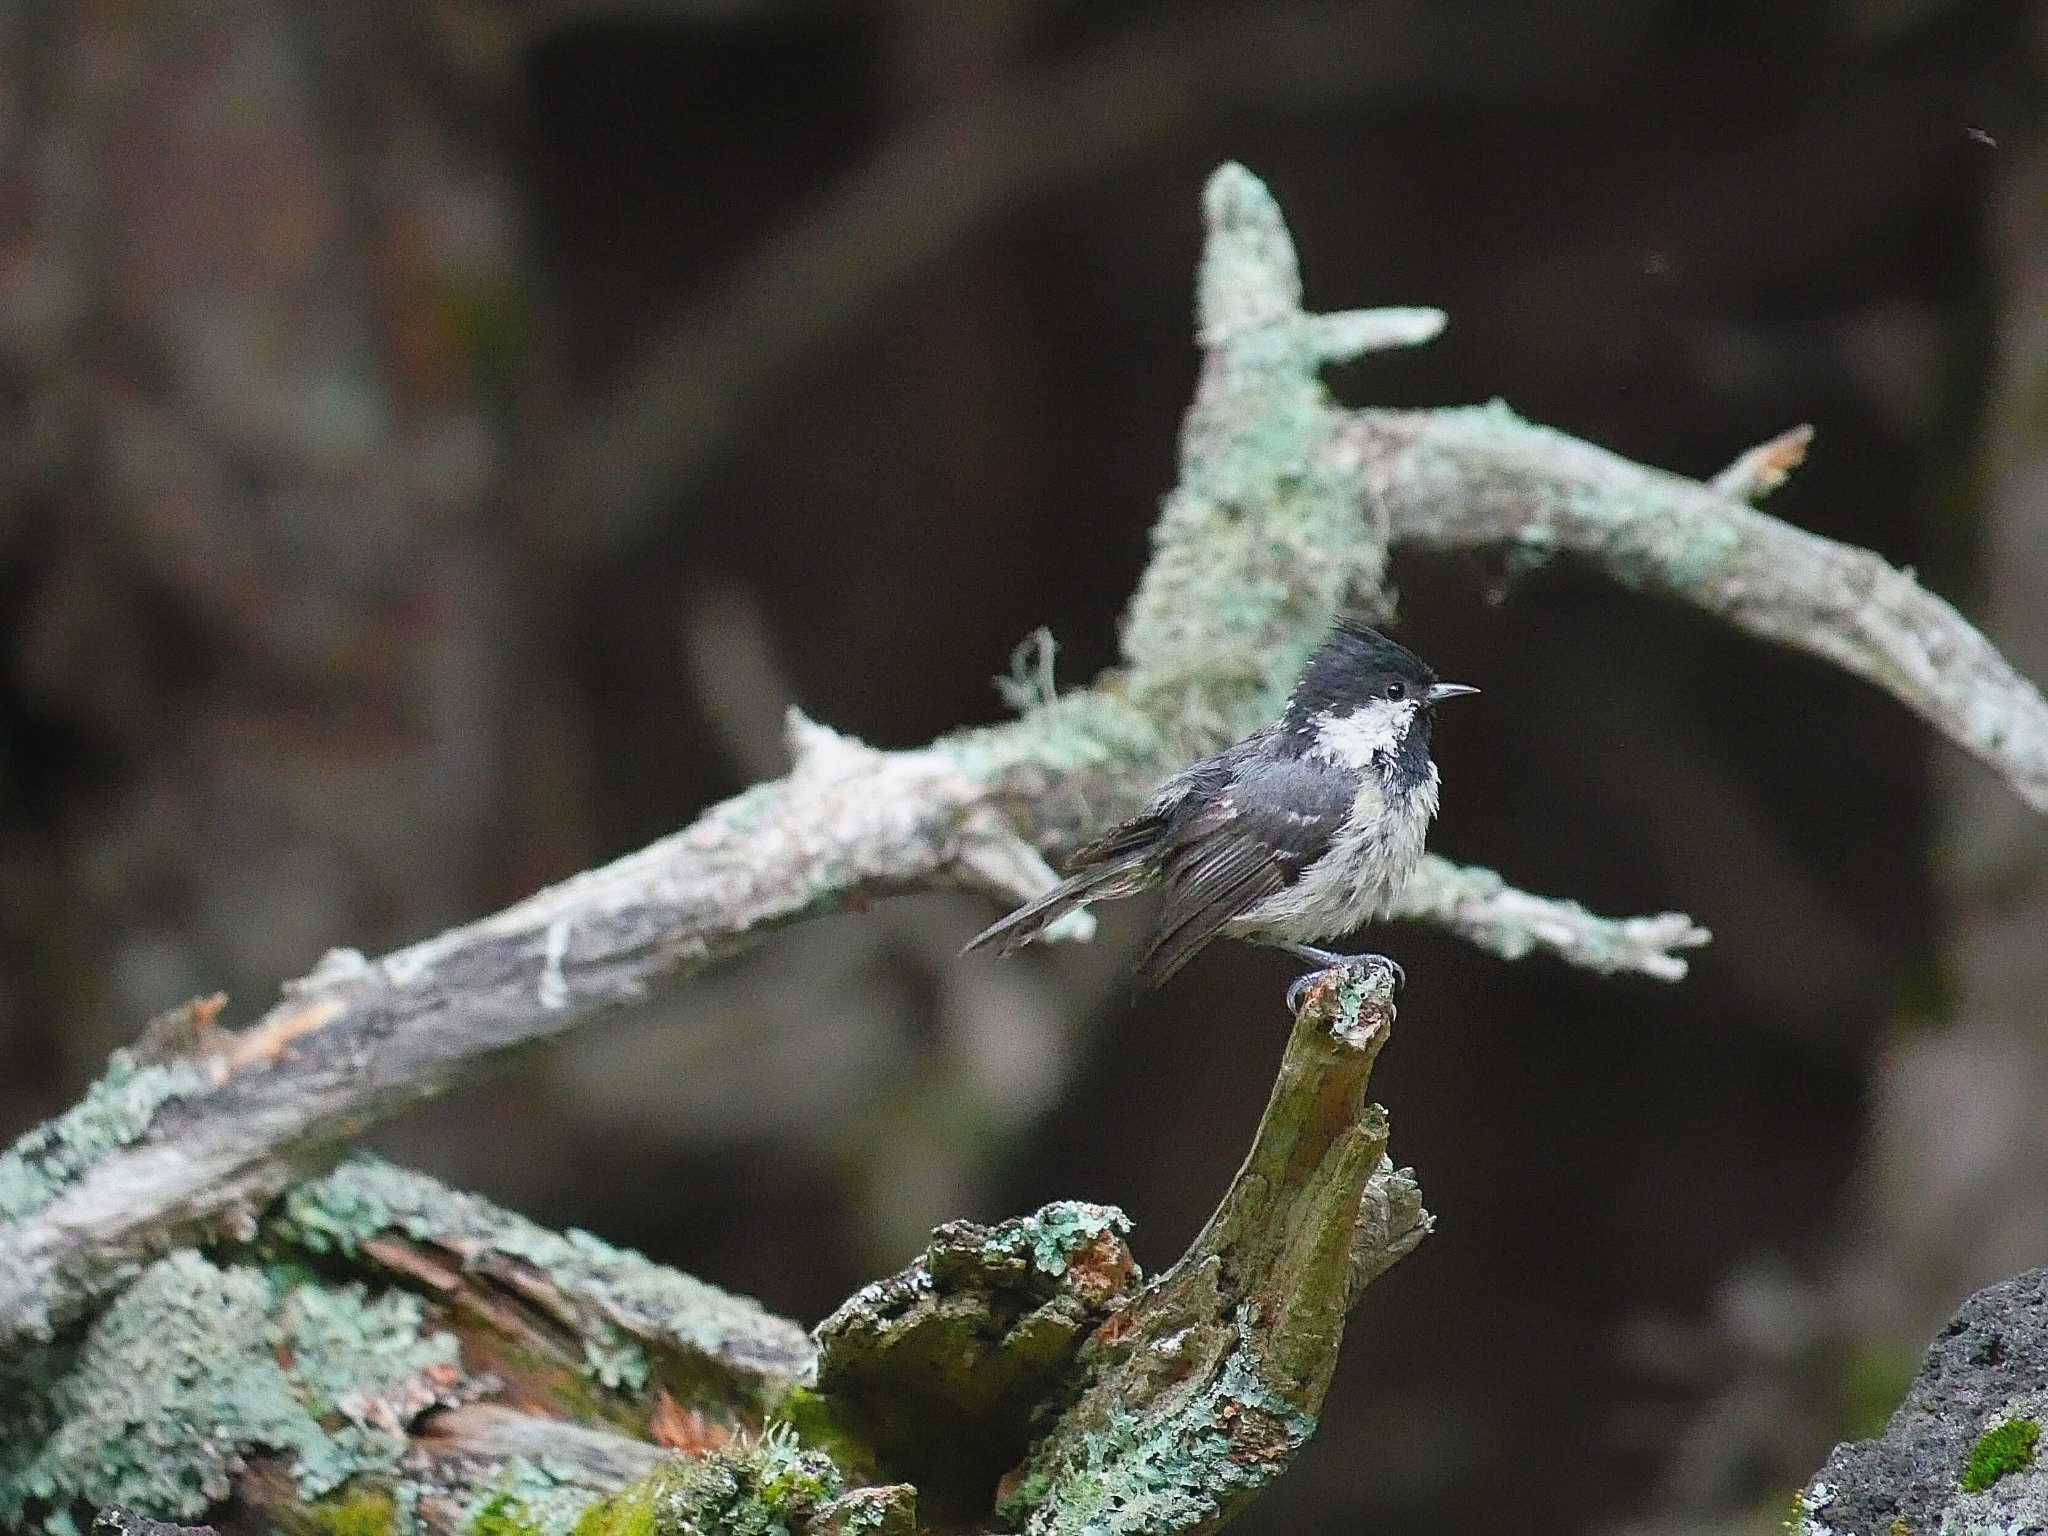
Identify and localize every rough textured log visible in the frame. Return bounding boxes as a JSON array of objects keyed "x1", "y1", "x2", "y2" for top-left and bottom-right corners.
[
  {"x1": 1796, "y1": 1268, "x2": 2048, "y2": 1536},
  {"x1": 0, "y1": 1157, "x2": 811, "y2": 1534},
  {"x1": 997, "y1": 963, "x2": 1427, "y2": 1535},
  {"x1": 0, "y1": 970, "x2": 1420, "y2": 1536},
  {"x1": 811, "y1": 1202, "x2": 1139, "y2": 1515}
]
